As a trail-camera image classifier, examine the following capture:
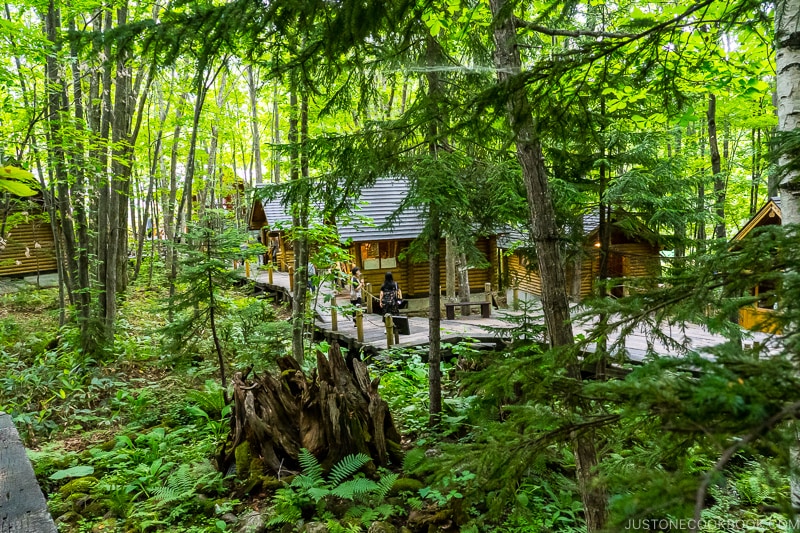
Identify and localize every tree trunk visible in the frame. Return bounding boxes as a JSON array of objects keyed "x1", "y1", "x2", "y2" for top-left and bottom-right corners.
[
  {"x1": 43, "y1": 1, "x2": 80, "y2": 309},
  {"x1": 776, "y1": 0, "x2": 800, "y2": 223},
  {"x1": 457, "y1": 251, "x2": 470, "y2": 304},
  {"x1": 428, "y1": 208, "x2": 442, "y2": 425},
  {"x1": 445, "y1": 235, "x2": 456, "y2": 301},
  {"x1": 207, "y1": 230, "x2": 229, "y2": 405},
  {"x1": 96, "y1": 6, "x2": 113, "y2": 327},
  {"x1": 750, "y1": 128, "x2": 762, "y2": 216},
  {"x1": 224, "y1": 343, "x2": 402, "y2": 476},
  {"x1": 66, "y1": 15, "x2": 93, "y2": 350},
  {"x1": 425, "y1": 34, "x2": 444, "y2": 426},
  {"x1": 272, "y1": 81, "x2": 281, "y2": 183},
  {"x1": 708, "y1": 94, "x2": 726, "y2": 239},
  {"x1": 696, "y1": 121, "x2": 707, "y2": 246},
  {"x1": 247, "y1": 65, "x2": 263, "y2": 185},
  {"x1": 289, "y1": 77, "x2": 309, "y2": 365},
  {"x1": 489, "y1": 1, "x2": 607, "y2": 529},
  {"x1": 776, "y1": 0, "x2": 800, "y2": 507},
  {"x1": 134, "y1": 88, "x2": 168, "y2": 280}
]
